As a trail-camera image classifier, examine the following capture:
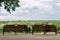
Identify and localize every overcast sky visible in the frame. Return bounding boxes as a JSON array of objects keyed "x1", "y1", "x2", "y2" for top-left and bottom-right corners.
[{"x1": 0, "y1": 0, "x2": 60, "y2": 21}]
